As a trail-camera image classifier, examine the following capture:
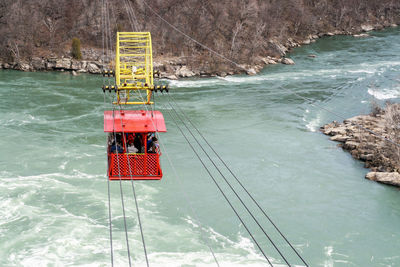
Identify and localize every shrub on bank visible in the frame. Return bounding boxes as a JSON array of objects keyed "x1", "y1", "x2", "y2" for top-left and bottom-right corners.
[{"x1": 71, "y1": 38, "x2": 82, "y2": 60}]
